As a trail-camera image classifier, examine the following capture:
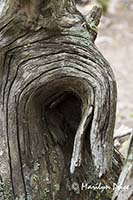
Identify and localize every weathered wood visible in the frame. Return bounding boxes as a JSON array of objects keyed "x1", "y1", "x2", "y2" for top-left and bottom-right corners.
[
  {"x1": 112, "y1": 133, "x2": 133, "y2": 200},
  {"x1": 0, "y1": 0, "x2": 120, "y2": 199}
]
